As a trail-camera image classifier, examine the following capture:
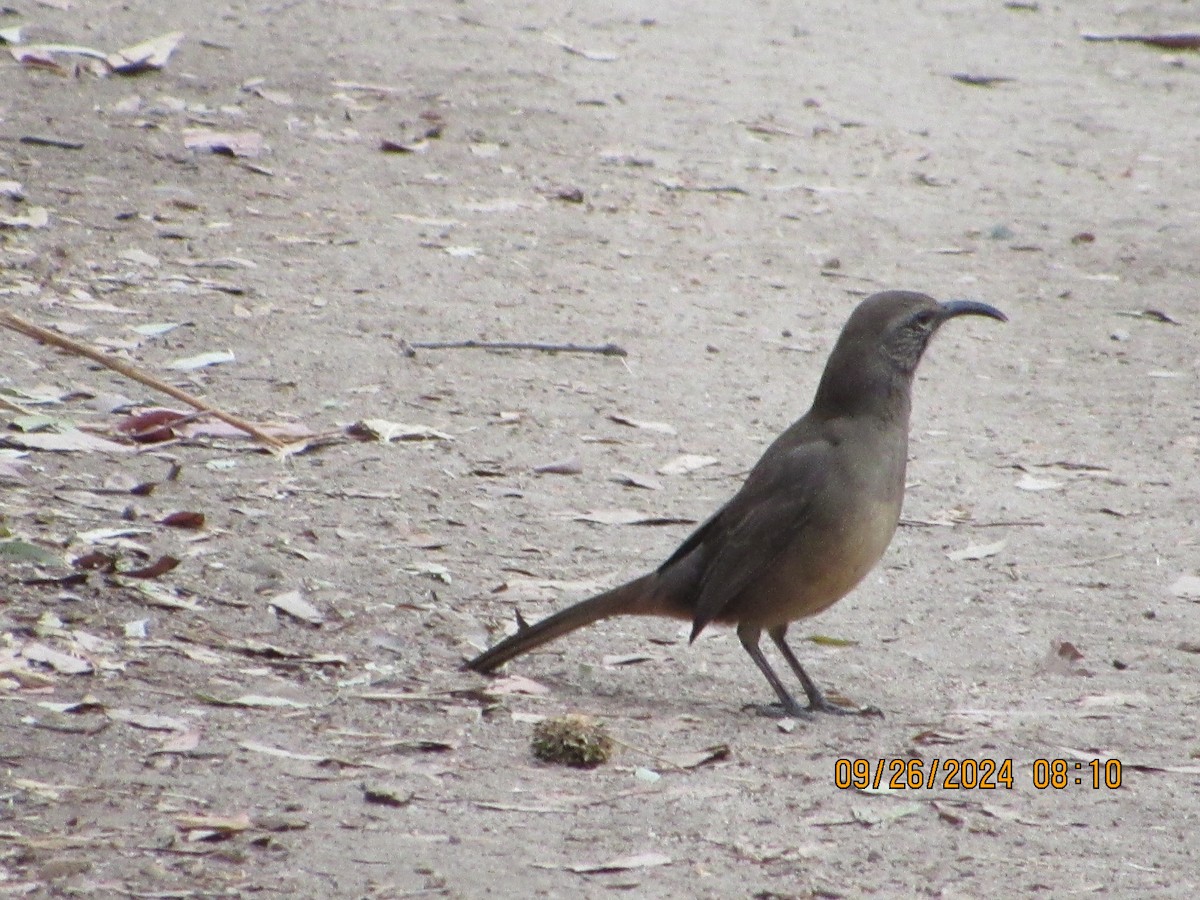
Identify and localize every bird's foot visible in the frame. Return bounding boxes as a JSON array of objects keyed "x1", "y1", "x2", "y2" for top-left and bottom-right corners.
[
  {"x1": 748, "y1": 698, "x2": 883, "y2": 719},
  {"x1": 747, "y1": 700, "x2": 813, "y2": 720},
  {"x1": 810, "y1": 696, "x2": 884, "y2": 718}
]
